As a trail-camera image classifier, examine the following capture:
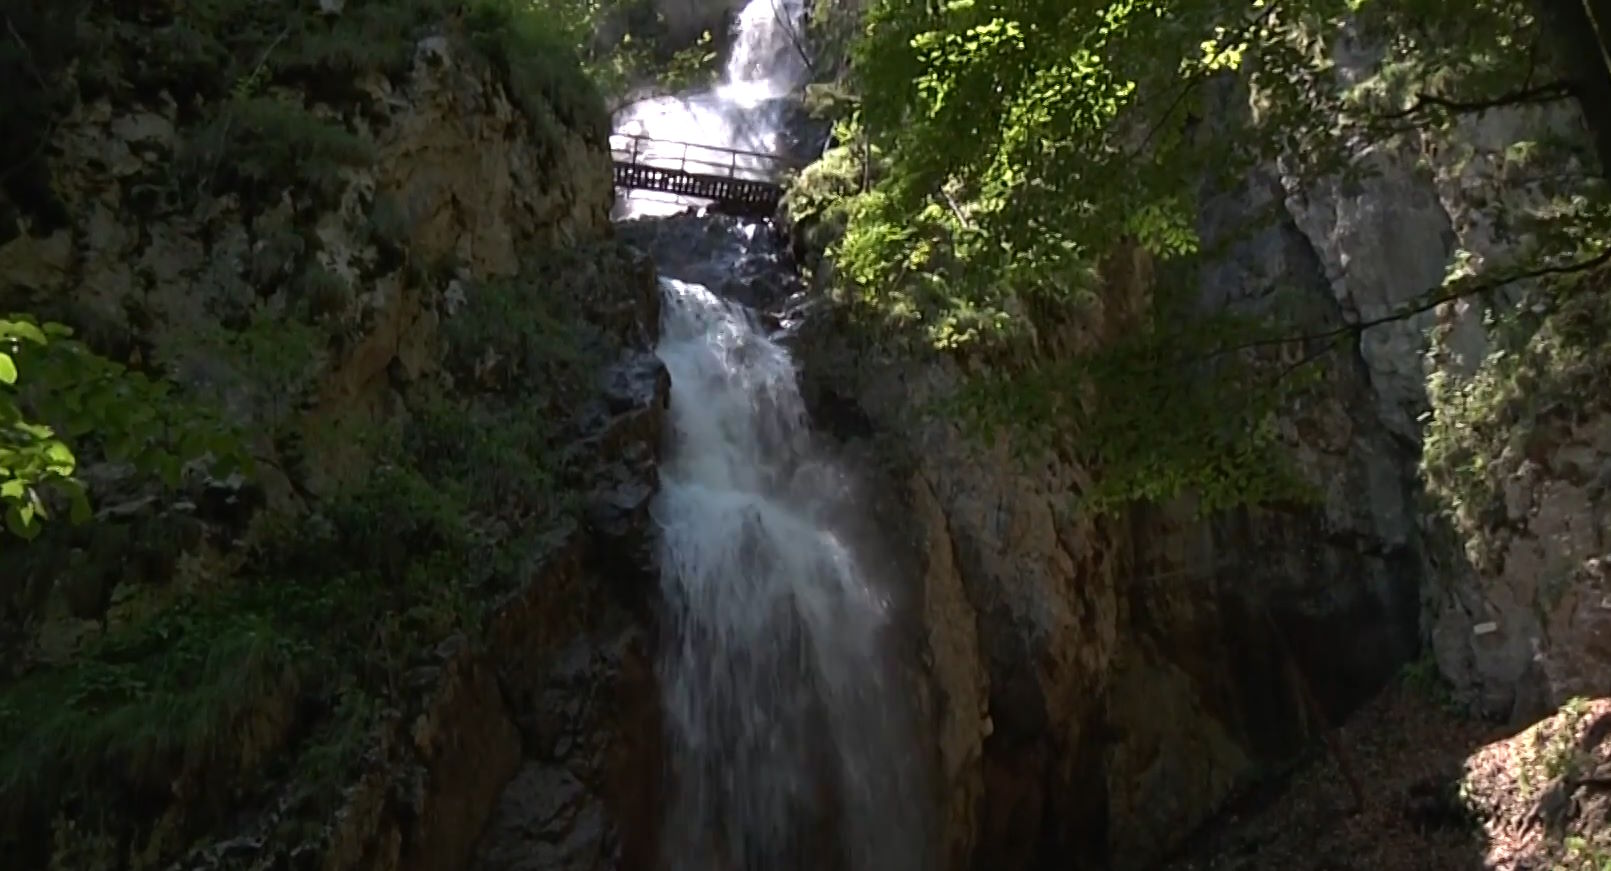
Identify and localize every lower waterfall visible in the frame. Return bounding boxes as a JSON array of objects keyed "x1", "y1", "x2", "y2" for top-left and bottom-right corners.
[{"x1": 650, "y1": 271, "x2": 927, "y2": 870}]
